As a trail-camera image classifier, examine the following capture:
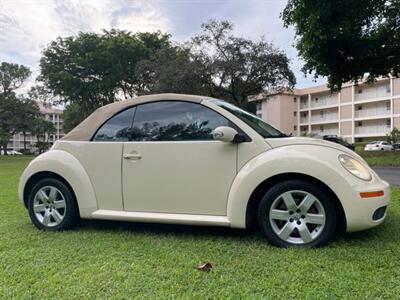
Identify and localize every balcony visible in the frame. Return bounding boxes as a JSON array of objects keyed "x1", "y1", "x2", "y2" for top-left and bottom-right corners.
[
  {"x1": 311, "y1": 129, "x2": 339, "y2": 136},
  {"x1": 354, "y1": 108, "x2": 390, "y2": 119},
  {"x1": 355, "y1": 84, "x2": 391, "y2": 102},
  {"x1": 310, "y1": 113, "x2": 338, "y2": 123},
  {"x1": 300, "y1": 101, "x2": 308, "y2": 109},
  {"x1": 354, "y1": 125, "x2": 390, "y2": 135},
  {"x1": 310, "y1": 95, "x2": 338, "y2": 109},
  {"x1": 300, "y1": 117, "x2": 309, "y2": 124}
]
